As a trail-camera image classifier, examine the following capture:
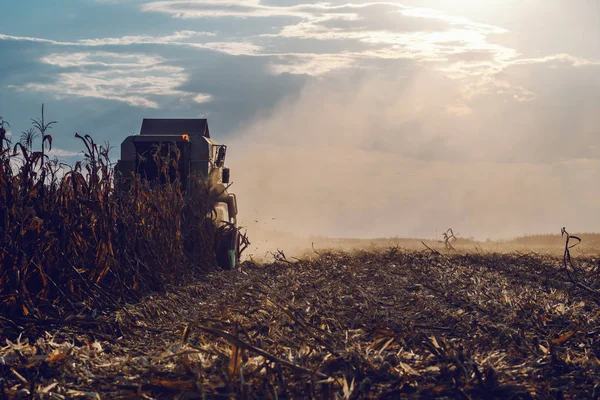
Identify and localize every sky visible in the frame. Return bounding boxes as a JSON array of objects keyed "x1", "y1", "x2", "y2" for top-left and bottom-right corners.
[{"x1": 1, "y1": 0, "x2": 600, "y2": 242}]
